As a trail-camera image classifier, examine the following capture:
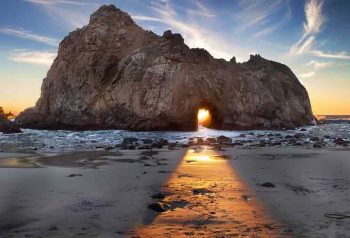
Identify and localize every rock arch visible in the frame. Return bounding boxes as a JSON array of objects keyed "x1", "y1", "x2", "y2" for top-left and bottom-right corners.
[
  {"x1": 195, "y1": 101, "x2": 221, "y2": 129},
  {"x1": 16, "y1": 5, "x2": 314, "y2": 131}
]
